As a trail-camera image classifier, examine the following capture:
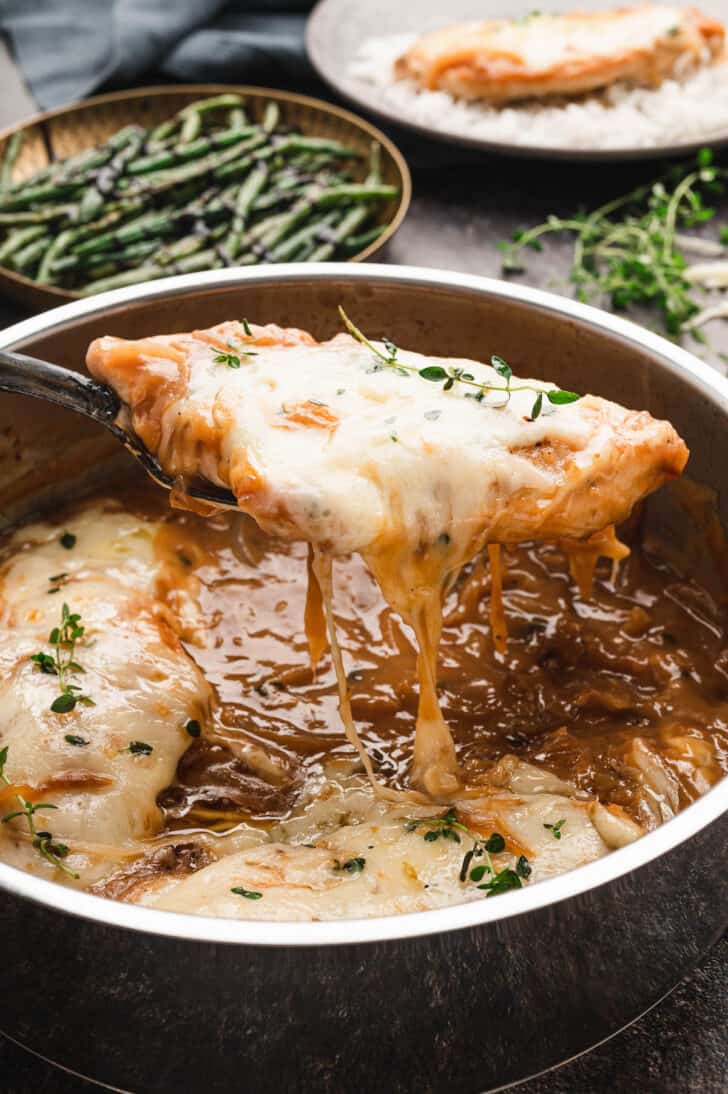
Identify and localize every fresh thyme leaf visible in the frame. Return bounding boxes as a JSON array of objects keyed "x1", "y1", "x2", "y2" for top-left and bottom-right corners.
[
  {"x1": 383, "y1": 338, "x2": 398, "y2": 360},
  {"x1": 35, "y1": 602, "x2": 93, "y2": 714},
  {"x1": 0, "y1": 745, "x2": 78, "y2": 878},
  {"x1": 544, "y1": 818, "x2": 566, "y2": 840},
  {"x1": 484, "y1": 833, "x2": 506, "y2": 854},
  {"x1": 185, "y1": 719, "x2": 201, "y2": 738},
  {"x1": 516, "y1": 855, "x2": 532, "y2": 878},
  {"x1": 333, "y1": 856, "x2": 366, "y2": 874},
  {"x1": 231, "y1": 887, "x2": 263, "y2": 899},
  {"x1": 530, "y1": 392, "x2": 543, "y2": 420},
  {"x1": 547, "y1": 390, "x2": 579, "y2": 405},
  {"x1": 64, "y1": 734, "x2": 88, "y2": 747},
  {"x1": 491, "y1": 355, "x2": 512, "y2": 380},
  {"x1": 407, "y1": 811, "x2": 520, "y2": 897},
  {"x1": 125, "y1": 740, "x2": 153, "y2": 756},
  {"x1": 390, "y1": 433, "x2": 398, "y2": 443},
  {"x1": 419, "y1": 365, "x2": 448, "y2": 382},
  {"x1": 30, "y1": 652, "x2": 57, "y2": 675},
  {"x1": 478, "y1": 867, "x2": 523, "y2": 897},
  {"x1": 339, "y1": 307, "x2": 579, "y2": 409},
  {"x1": 242, "y1": 317, "x2": 253, "y2": 336},
  {"x1": 60, "y1": 531, "x2": 76, "y2": 549},
  {"x1": 424, "y1": 409, "x2": 441, "y2": 421},
  {"x1": 51, "y1": 693, "x2": 77, "y2": 714},
  {"x1": 212, "y1": 341, "x2": 257, "y2": 370}
]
